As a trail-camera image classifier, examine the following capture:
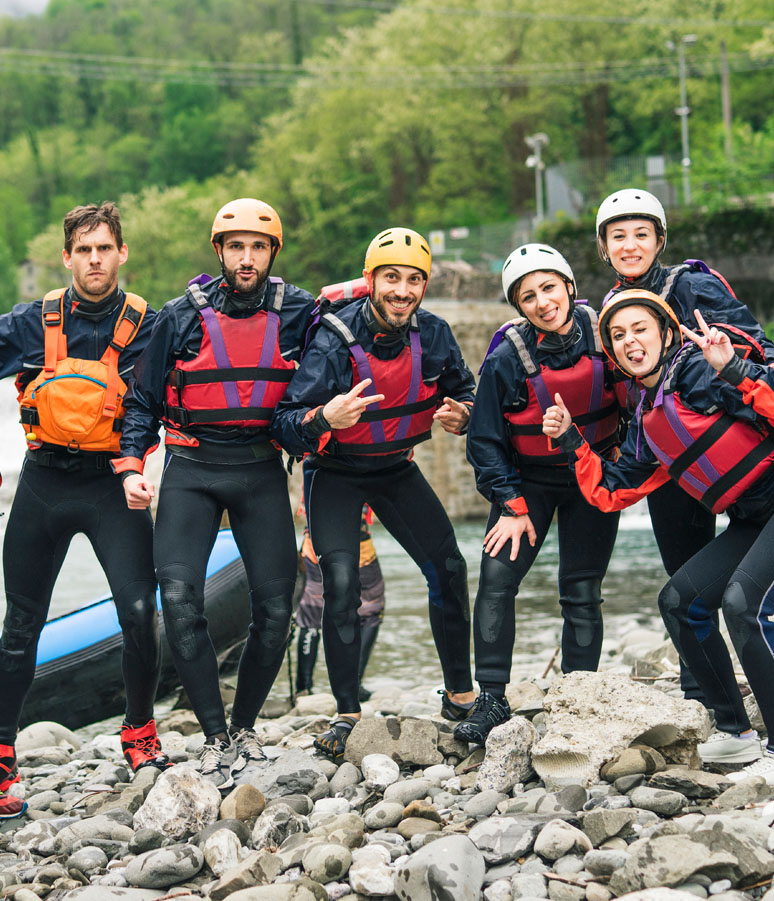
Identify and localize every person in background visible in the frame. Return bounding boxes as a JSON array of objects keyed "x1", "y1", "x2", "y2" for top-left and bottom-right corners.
[
  {"x1": 459, "y1": 244, "x2": 622, "y2": 746},
  {"x1": 296, "y1": 501, "x2": 385, "y2": 701},
  {"x1": 0, "y1": 202, "x2": 166, "y2": 820},
  {"x1": 116, "y1": 198, "x2": 316, "y2": 789}
]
